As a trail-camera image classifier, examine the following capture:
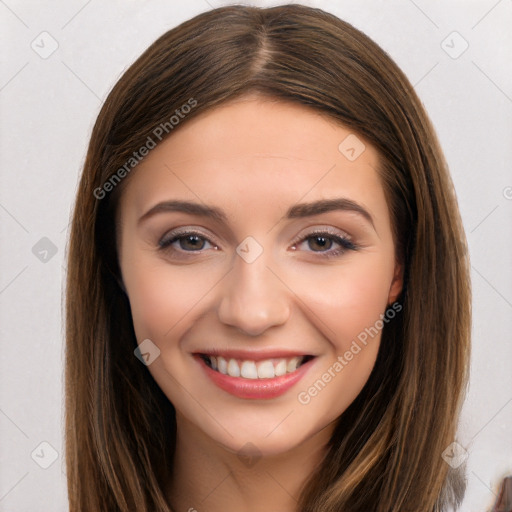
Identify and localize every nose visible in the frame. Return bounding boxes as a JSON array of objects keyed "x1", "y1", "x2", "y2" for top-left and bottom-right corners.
[{"x1": 217, "y1": 249, "x2": 290, "y2": 337}]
